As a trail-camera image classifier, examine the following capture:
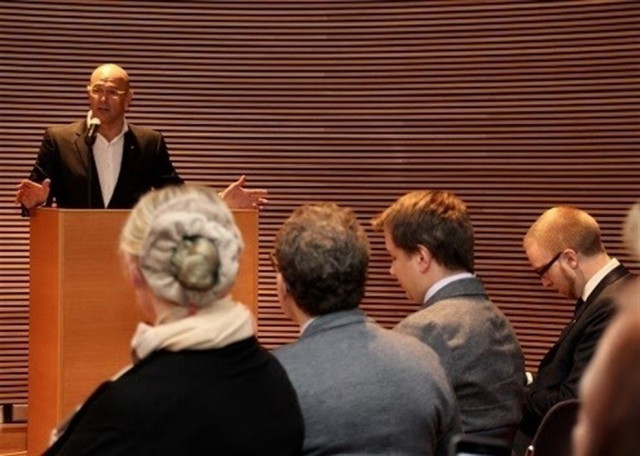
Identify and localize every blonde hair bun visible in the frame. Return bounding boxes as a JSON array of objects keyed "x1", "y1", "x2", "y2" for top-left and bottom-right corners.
[{"x1": 120, "y1": 186, "x2": 243, "y2": 308}]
